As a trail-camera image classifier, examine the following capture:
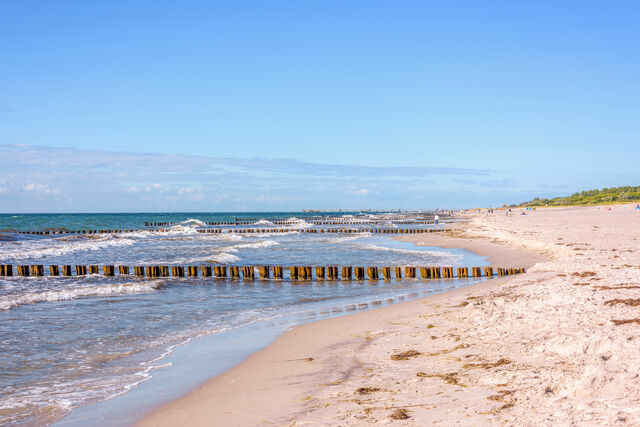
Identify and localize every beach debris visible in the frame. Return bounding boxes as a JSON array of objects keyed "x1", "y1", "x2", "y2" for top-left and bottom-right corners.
[
  {"x1": 572, "y1": 271, "x2": 597, "y2": 278},
  {"x1": 417, "y1": 372, "x2": 465, "y2": 387},
  {"x1": 611, "y1": 318, "x2": 640, "y2": 326},
  {"x1": 604, "y1": 298, "x2": 640, "y2": 306},
  {"x1": 390, "y1": 350, "x2": 421, "y2": 360},
  {"x1": 463, "y1": 358, "x2": 512, "y2": 369},
  {"x1": 356, "y1": 387, "x2": 381, "y2": 395},
  {"x1": 389, "y1": 408, "x2": 410, "y2": 420},
  {"x1": 488, "y1": 389, "x2": 516, "y2": 401}
]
